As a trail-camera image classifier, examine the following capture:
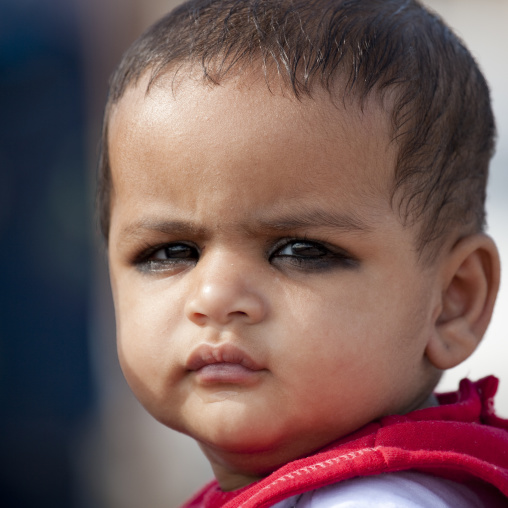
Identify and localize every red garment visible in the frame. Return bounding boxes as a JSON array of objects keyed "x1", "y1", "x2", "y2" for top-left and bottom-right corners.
[{"x1": 182, "y1": 377, "x2": 508, "y2": 507}]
